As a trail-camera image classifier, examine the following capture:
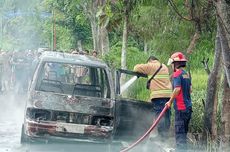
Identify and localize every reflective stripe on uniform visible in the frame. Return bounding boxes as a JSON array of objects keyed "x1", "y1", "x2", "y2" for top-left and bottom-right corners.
[
  {"x1": 151, "y1": 89, "x2": 172, "y2": 95},
  {"x1": 148, "y1": 74, "x2": 169, "y2": 79},
  {"x1": 155, "y1": 75, "x2": 170, "y2": 79}
]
